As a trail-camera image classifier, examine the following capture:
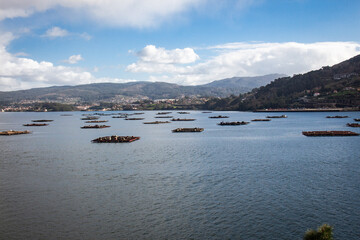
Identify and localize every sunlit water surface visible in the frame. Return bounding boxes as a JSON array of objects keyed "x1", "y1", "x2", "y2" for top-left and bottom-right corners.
[{"x1": 0, "y1": 111, "x2": 359, "y2": 239}]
